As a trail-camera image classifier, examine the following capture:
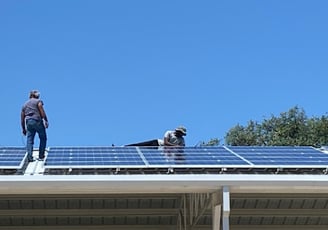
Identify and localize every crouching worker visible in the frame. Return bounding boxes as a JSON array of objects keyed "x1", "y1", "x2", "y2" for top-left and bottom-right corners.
[{"x1": 163, "y1": 126, "x2": 187, "y2": 163}]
